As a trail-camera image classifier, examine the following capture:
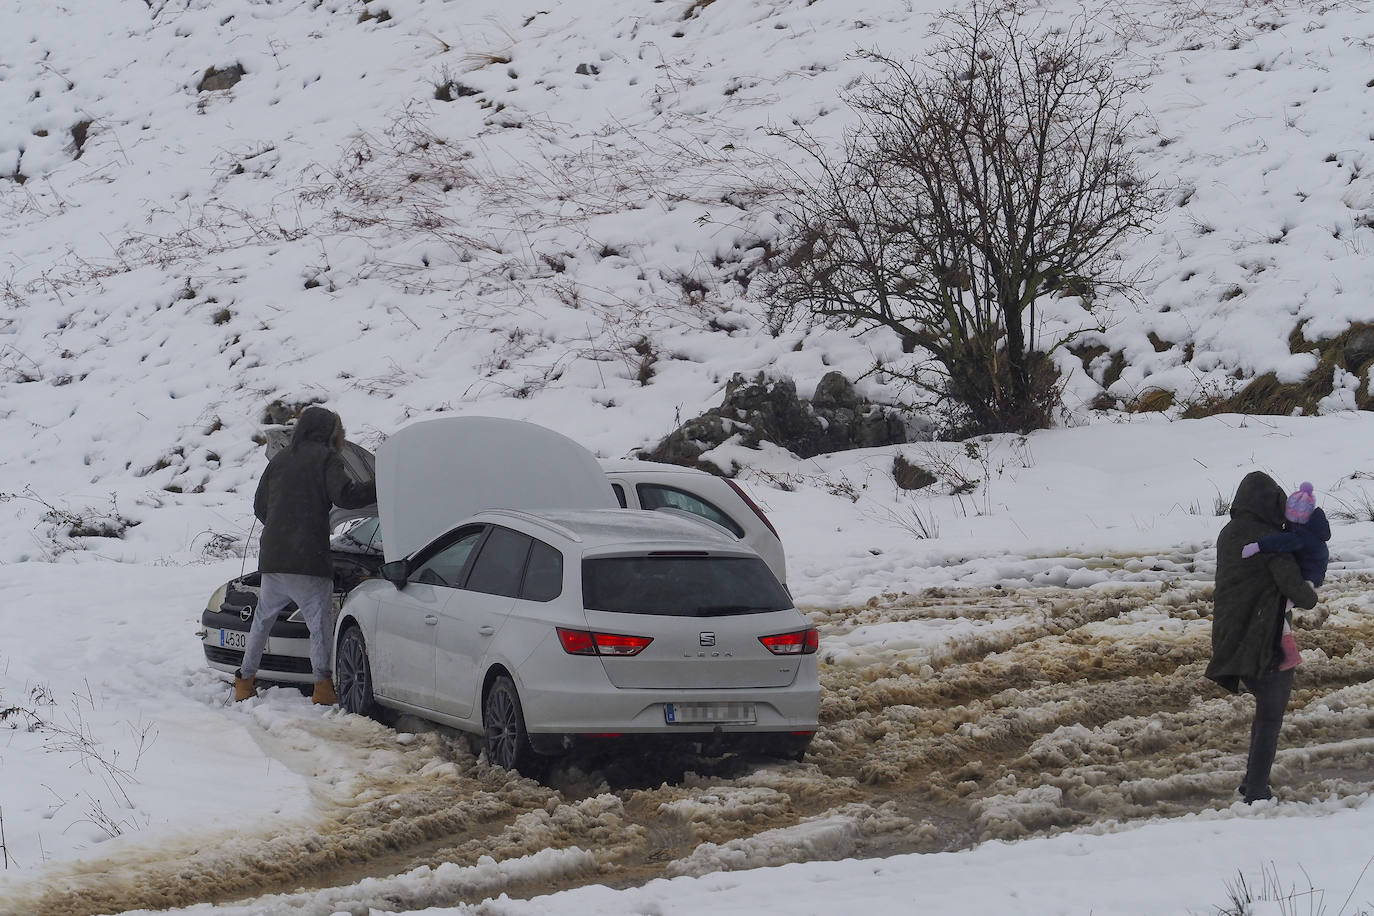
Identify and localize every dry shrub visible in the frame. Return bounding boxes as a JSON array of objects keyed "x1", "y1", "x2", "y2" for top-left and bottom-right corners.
[
  {"x1": 1224, "y1": 371, "x2": 1321, "y2": 416},
  {"x1": 1178, "y1": 384, "x2": 1236, "y2": 420},
  {"x1": 1126, "y1": 388, "x2": 1175, "y2": 414},
  {"x1": 762, "y1": 2, "x2": 1160, "y2": 437}
]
